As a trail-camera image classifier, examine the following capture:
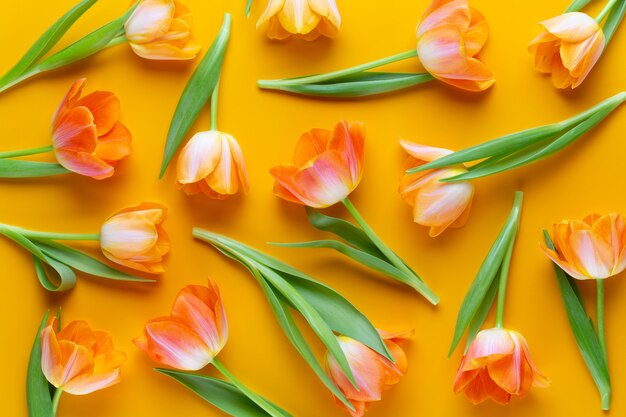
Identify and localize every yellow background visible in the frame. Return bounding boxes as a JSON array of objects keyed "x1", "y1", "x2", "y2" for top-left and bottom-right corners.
[{"x1": 1, "y1": 0, "x2": 626, "y2": 416}]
